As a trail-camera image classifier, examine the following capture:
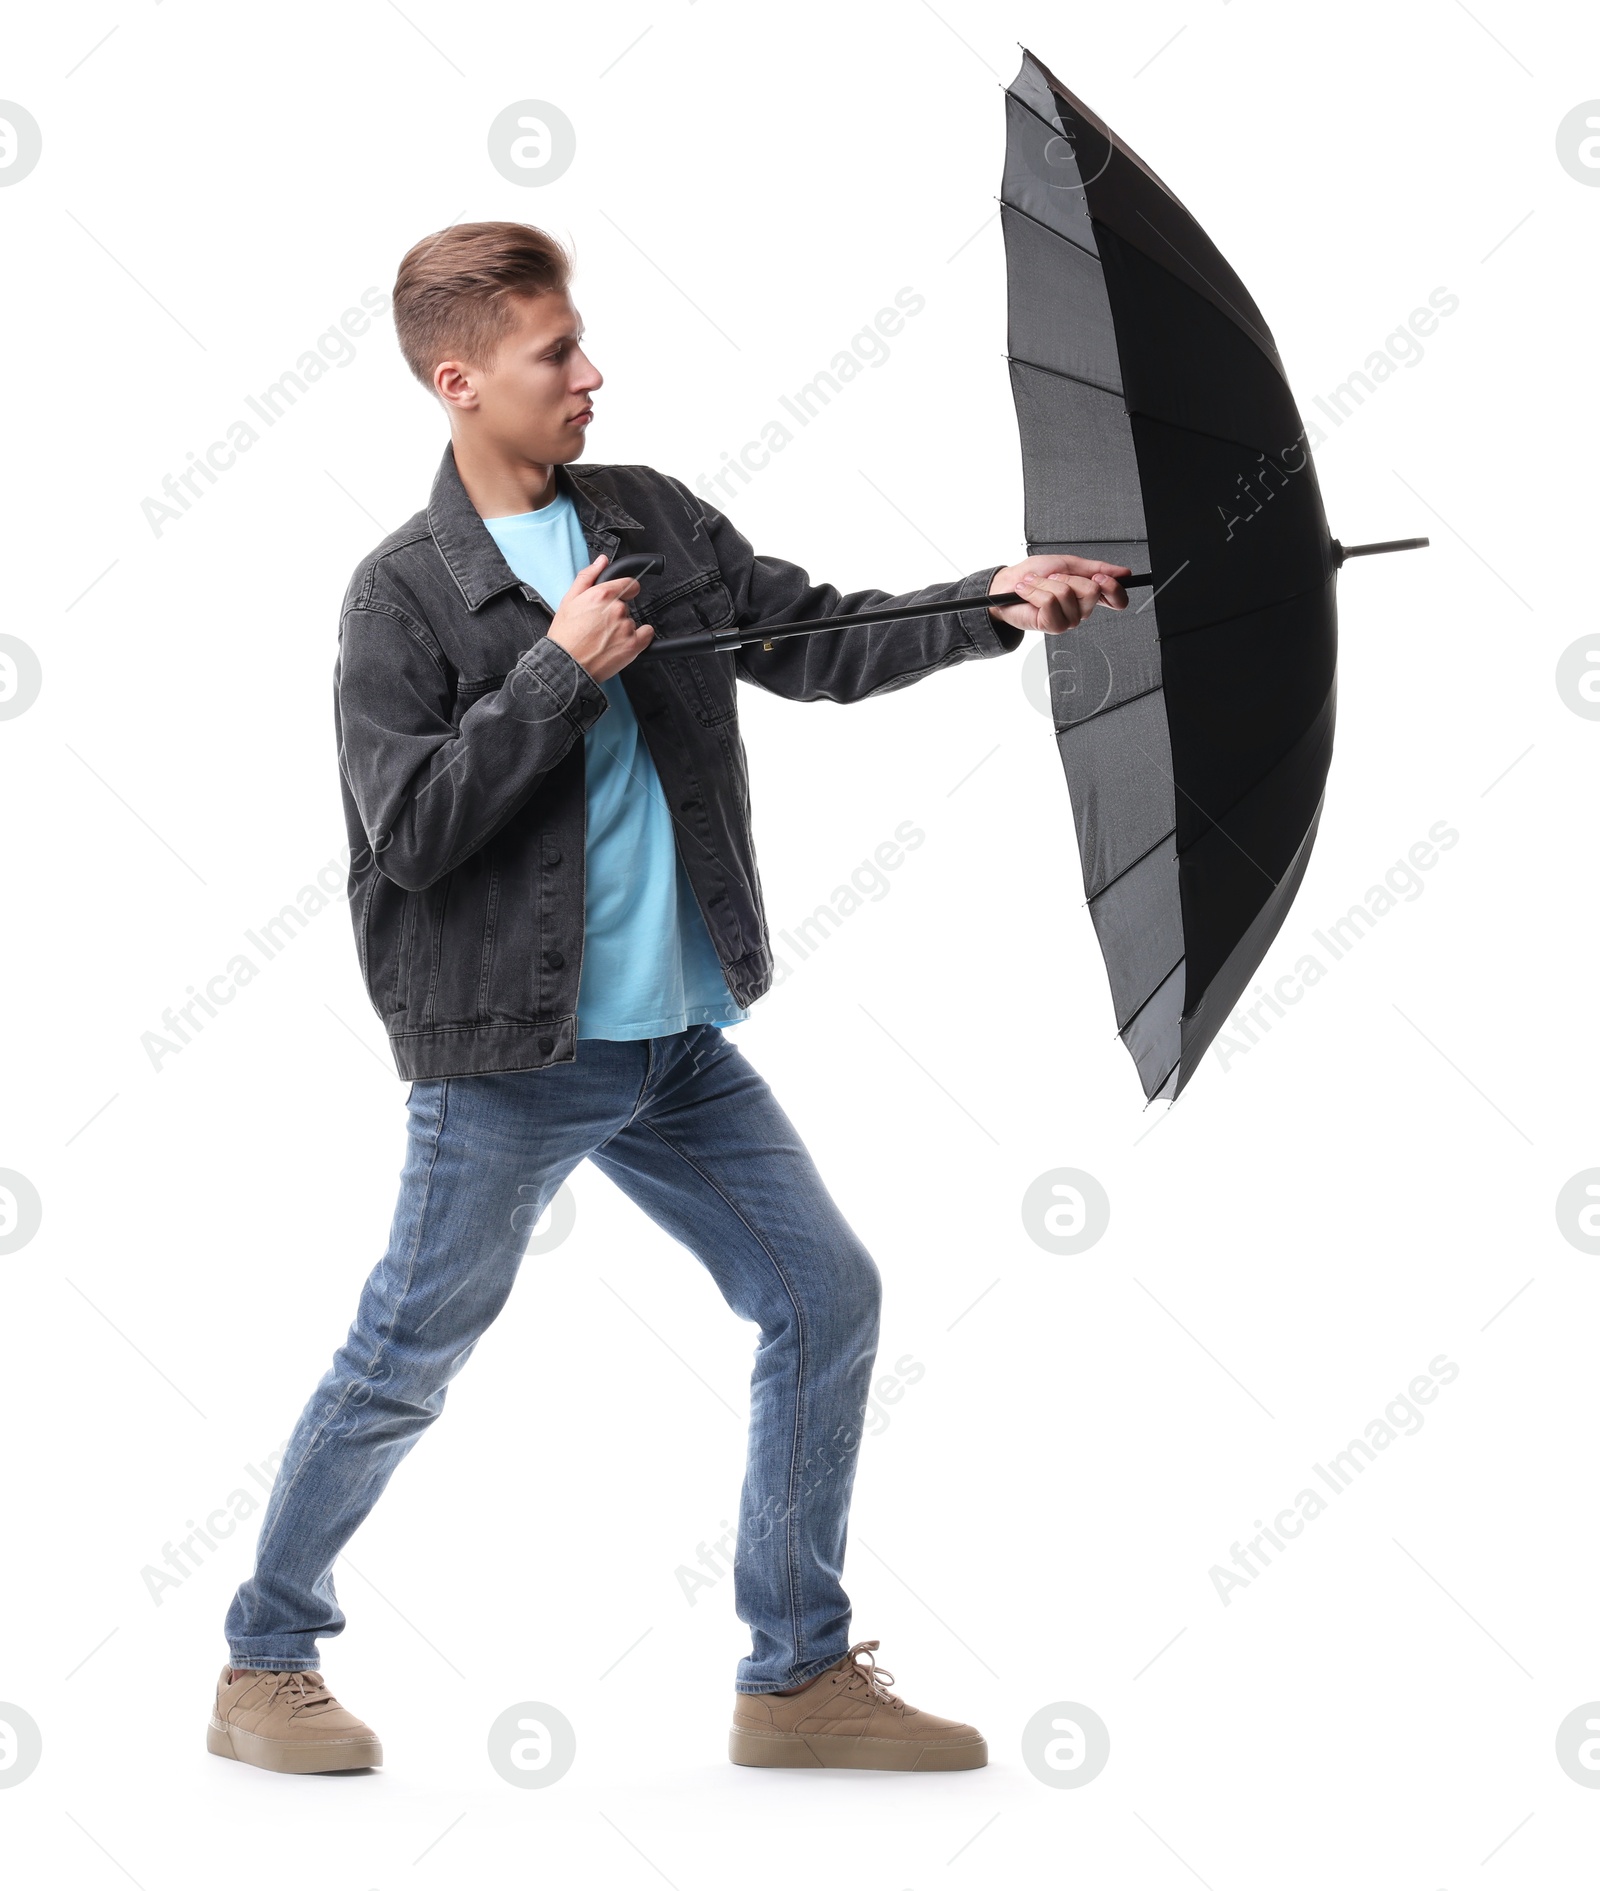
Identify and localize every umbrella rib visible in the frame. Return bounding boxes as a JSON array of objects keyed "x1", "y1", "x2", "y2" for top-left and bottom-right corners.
[
  {"x1": 1116, "y1": 954, "x2": 1185, "y2": 1038},
  {"x1": 1003, "y1": 84, "x2": 1283, "y2": 376},
  {"x1": 1070, "y1": 635, "x2": 1329, "y2": 902},
  {"x1": 1166, "y1": 690, "x2": 1337, "y2": 889},
  {"x1": 1146, "y1": 1051, "x2": 1183, "y2": 1098},
  {"x1": 1085, "y1": 825, "x2": 1177, "y2": 905},
  {"x1": 1006, "y1": 82, "x2": 1083, "y2": 152},
  {"x1": 1112, "y1": 720, "x2": 1280, "y2": 891},
  {"x1": 1020, "y1": 54, "x2": 1198, "y2": 220},
  {"x1": 1126, "y1": 206, "x2": 1280, "y2": 369},
  {"x1": 1006, "y1": 352, "x2": 1125, "y2": 401},
  {"x1": 998, "y1": 189, "x2": 1101, "y2": 264},
  {"x1": 1155, "y1": 572, "x2": 1333, "y2": 646},
  {"x1": 1055, "y1": 678, "x2": 1164, "y2": 736},
  {"x1": 1011, "y1": 354, "x2": 1313, "y2": 466},
  {"x1": 1123, "y1": 402, "x2": 1311, "y2": 465},
  {"x1": 1169, "y1": 784, "x2": 1276, "y2": 888}
]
